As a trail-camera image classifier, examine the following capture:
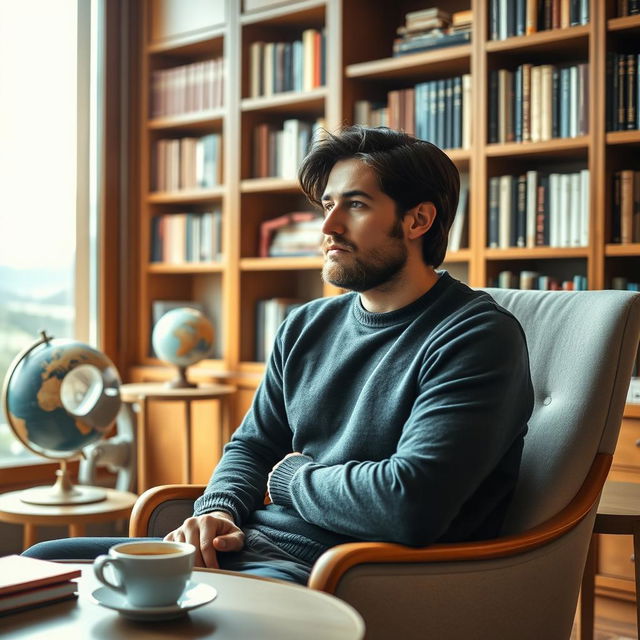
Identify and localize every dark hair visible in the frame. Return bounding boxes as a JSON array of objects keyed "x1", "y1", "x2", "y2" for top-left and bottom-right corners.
[{"x1": 298, "y1": 125, "x2": 460, "y2": 267}]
